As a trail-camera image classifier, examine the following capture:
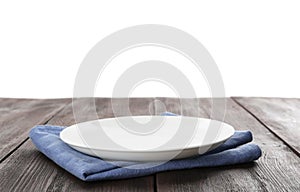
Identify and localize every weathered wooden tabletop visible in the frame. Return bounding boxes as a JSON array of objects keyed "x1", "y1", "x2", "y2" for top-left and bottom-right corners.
[{"x1": 0, "y1": 97, "x2": 299, "y2": 191}]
